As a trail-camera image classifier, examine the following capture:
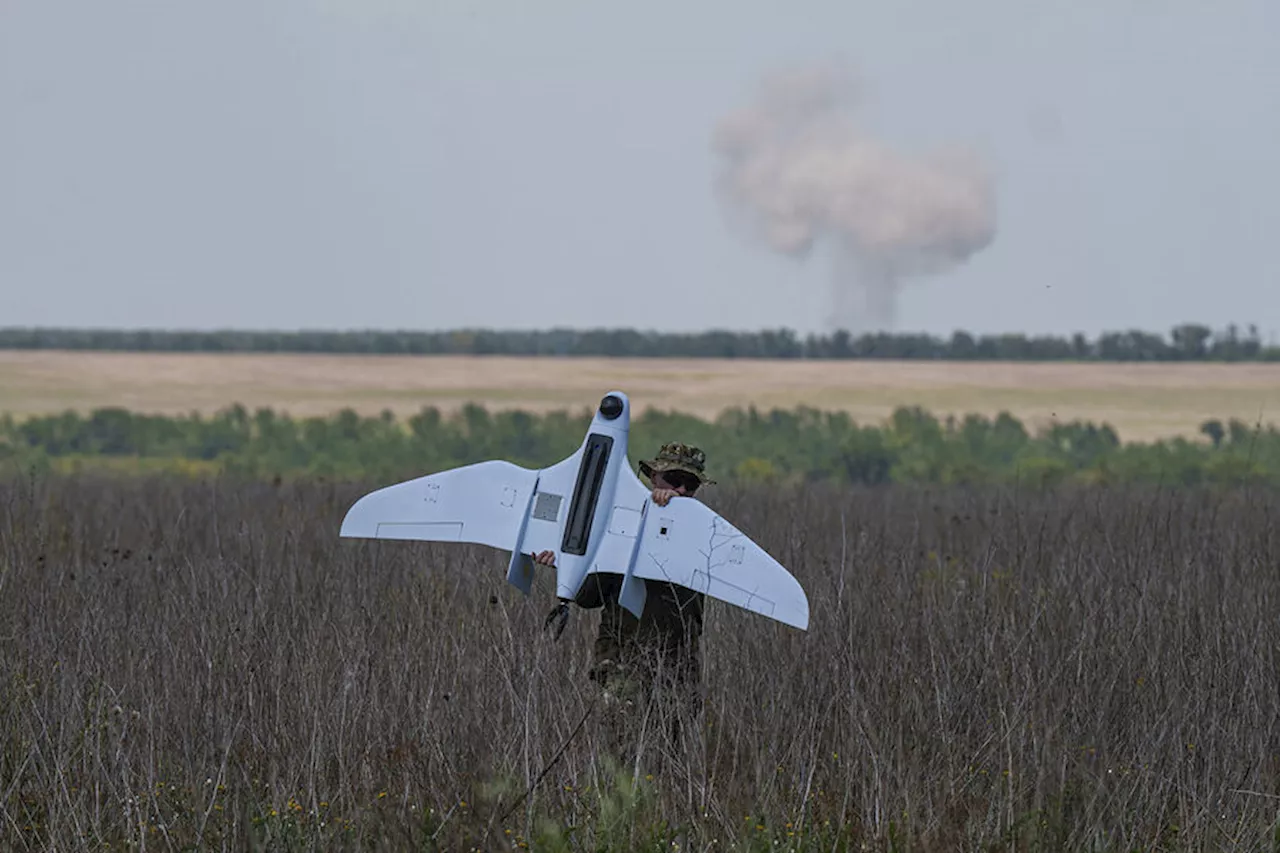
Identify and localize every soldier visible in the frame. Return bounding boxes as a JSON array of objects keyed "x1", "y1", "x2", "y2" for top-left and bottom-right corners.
[{"x1": 532, "y1": 442, "x2": 714, "y2": 731}]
